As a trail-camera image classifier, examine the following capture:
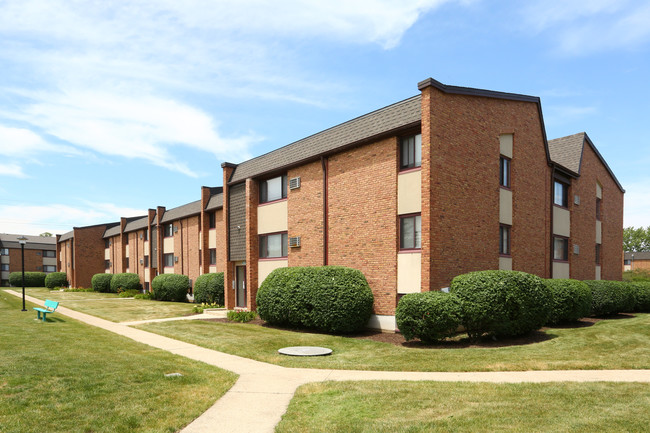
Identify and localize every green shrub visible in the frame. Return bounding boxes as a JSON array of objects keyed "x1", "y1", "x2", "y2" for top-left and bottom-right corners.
[
  {"x1": 134, "y1": 292, "x2": 152, "y2": 300},
  {"x1": 9, "y1": 271, "x2": 46, "y2": 287},
  {"x1": 110, "y1": 273, "x2": 142, "y2": 293},
  {"x1": 44, "y1": 272, "x2": 68, "y2": 289},
  {"x1": 227, "y1": 310, "x2": 257, "y2": 323},
  {"x1": 584, "y1": 280, "x2": 636, "y2": 316},
  {"x1": 118, "y1": 289, "x2": 141, "y2": 298},
  {"x1": 151, "y1": 274, "x2": 190, "y2": 302},
  {"x1": 395, "y1": 291, "x2": 462, "y2": 343},
  {"x1": 91, "y1": 273, "x2": 114, "y2": 293},
  {"x1": 450, "y1": 270, "x2": 552, "y2": 339},
  {"x1": 630, "y1": 282, "x2": 650, "y2": 312},
  {"x1": 623, "y1": 269, "x2": 650, "y2": 282},
  {"x1": 256, "y1": 266, "x2": 374, "y2": 334},
  {"x1": 193, "y1": 273, "x2": 224, "y2": 305},
  {"x1": 544, "y1": 279, "x2": 592, "y2": 324},
  {"x1": 64, "y1": 287, "x2": 93, "y2": 292}
]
